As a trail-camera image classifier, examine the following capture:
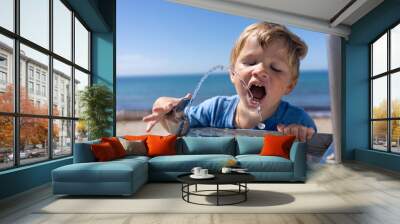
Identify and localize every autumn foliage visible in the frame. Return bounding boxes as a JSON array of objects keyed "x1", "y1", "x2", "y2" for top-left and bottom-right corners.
[
  {"x1": 0, "y1": 84, "x2": 59, "y2": 150},
  {"x1": 372, "y1": 99, "x2": 400, "y2": 141}
]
